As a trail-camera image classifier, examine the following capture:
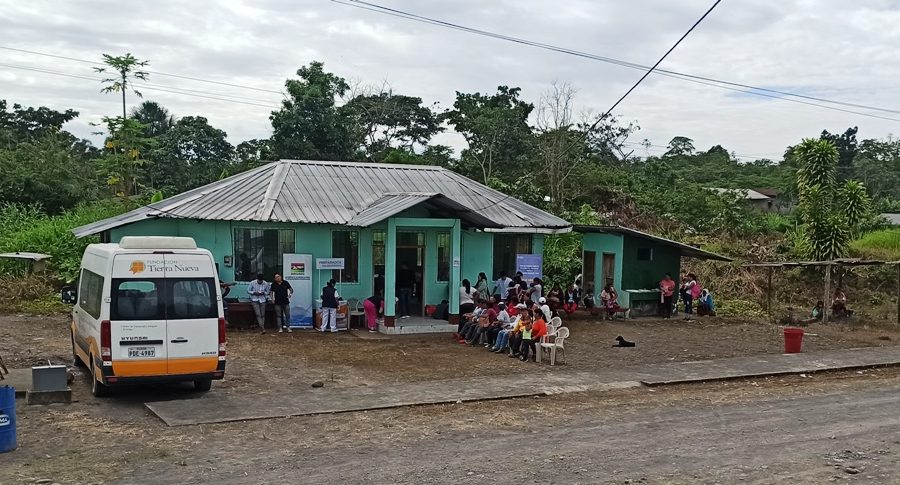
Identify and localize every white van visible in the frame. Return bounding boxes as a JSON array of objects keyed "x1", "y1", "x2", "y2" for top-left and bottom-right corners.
[{"x1": 66, "y1": 236, "x2": 226, "y2": 396}]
